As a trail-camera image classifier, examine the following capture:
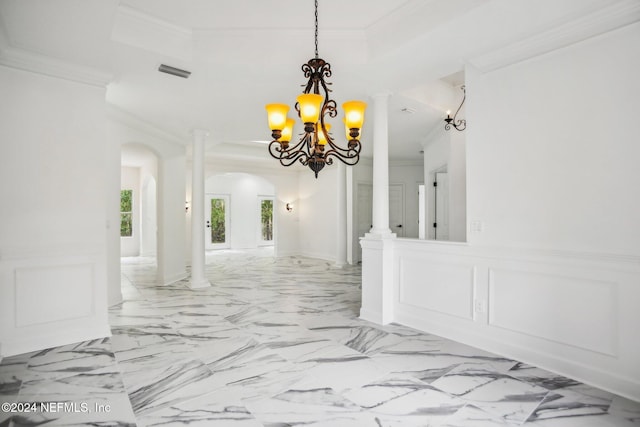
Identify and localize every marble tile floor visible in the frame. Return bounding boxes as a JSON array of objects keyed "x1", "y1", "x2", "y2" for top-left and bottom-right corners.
[{"x1": 1, "y1": 250, "x2": 639, "y2": 426}]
